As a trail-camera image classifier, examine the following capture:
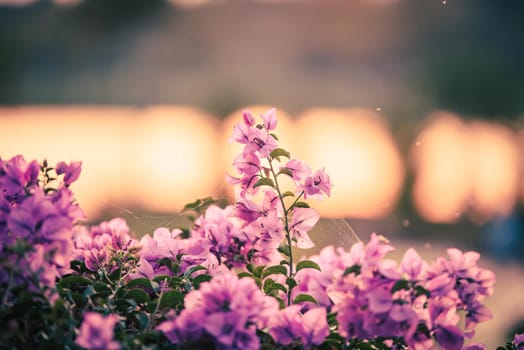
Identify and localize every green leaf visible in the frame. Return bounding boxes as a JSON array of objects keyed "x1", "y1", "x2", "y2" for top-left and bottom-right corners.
[
  {"x1": 237, "y1": 272, "x2": 253, "y2": 279},
  {"x1": 184, "y1": 265, "x2": 207, "y2": 278},
  {"x1": 158, "y1": 290, "x2": 184, "y2": 309},
  {"x1": 281, "y1": 190, "x2": 295, "y2": 198},
  {"x1": 192, "y1": 274, "x2": 212, "y2": 288},
  {"x1": 270, "y1": 148, "x2": 291, "y2": 160},
  {"x1": 246, "y1": 263, "x2": 254, "y2": 273},
  {"x1": 253, "y1": 265, "x2": 265, "y2": 278},
  {"x1": 58, "y1": 275, "x2": 93, "y2": 289},
  {"x1": 93, "y1": 282, "x2": 112, "y2": 298},
  {"x1": 157, "y1": 257, "x2": 172, "y2": 268},
  {"x1": 127, "y1": 278, "x2": 153, "y2": 290},
  {"x1": 152, "y1": 275, "x2": 170, "y2": 283},
  {"x1": 269, "y1": 282, "x2": 287, "y2": 294},
  {"x1": 277, "y1": 244, "x2": 291, "y2": 257},
  {"x1": 261, "y1": 344, "x2": 276, "y2": 350},
  {"x1": 125, "y1": 289, "x2": 151, "y2": 304},
  {"x1": 355, "y1": 343, "x2": 374, "y2": 350},
  {"x1": 293, "y1": 293, "x2": 318, "y2": 305},
  {"x1": 327, "y1": 312, "x2": 340, "y2": 328},
  {"x1": 286, "y1": 277, "x2": 297, "y2": 290},
  {"x1": 170, "y1": 262, "x2": 180, "y2": 274},
  {"x1": 182, "y1": 197, "x2": 218, "y2": 213},
  {"x1": 270, "y1": 133, "x2": 279, "y2": 141},
  {"x1": 72, "y1": 292, "x2": 87, "y2": 306},
  {"x1": 391, "y1": 279, "x2": 410, "y2": 293},
  {"x1": 254, "y1": 177, "x2": 275, "y2": 189},
  {"x1": 109, "y1": 268, "x2": 121, "y2": 281},
  {"x1": 262, "y1": 265, "x2": 288, "y2": 279},
  {"x1": 134, "y1": 312, "x2": 149, "y2": 330},
  {"x1": 70, "y1": 260, "x2": 86, "y2": 273},
  {"x1": 278, "y1": 169, "x2": 294, "y2": 178},
  {"x1": 343, "y1": 265, "x2": 361, "y2": 276},
  {"x1": 263, "y1": 279, "x2": 275, "y2": 294},
  {"x1": 296, "y1": 260, "x2": 321, "y2": 273},
  {"x1": 414, "y1": 285, "x2": 430, "y2": 298},
  {"x1": 292, "y1": 201, "x2": 310, "y2": 208}
]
